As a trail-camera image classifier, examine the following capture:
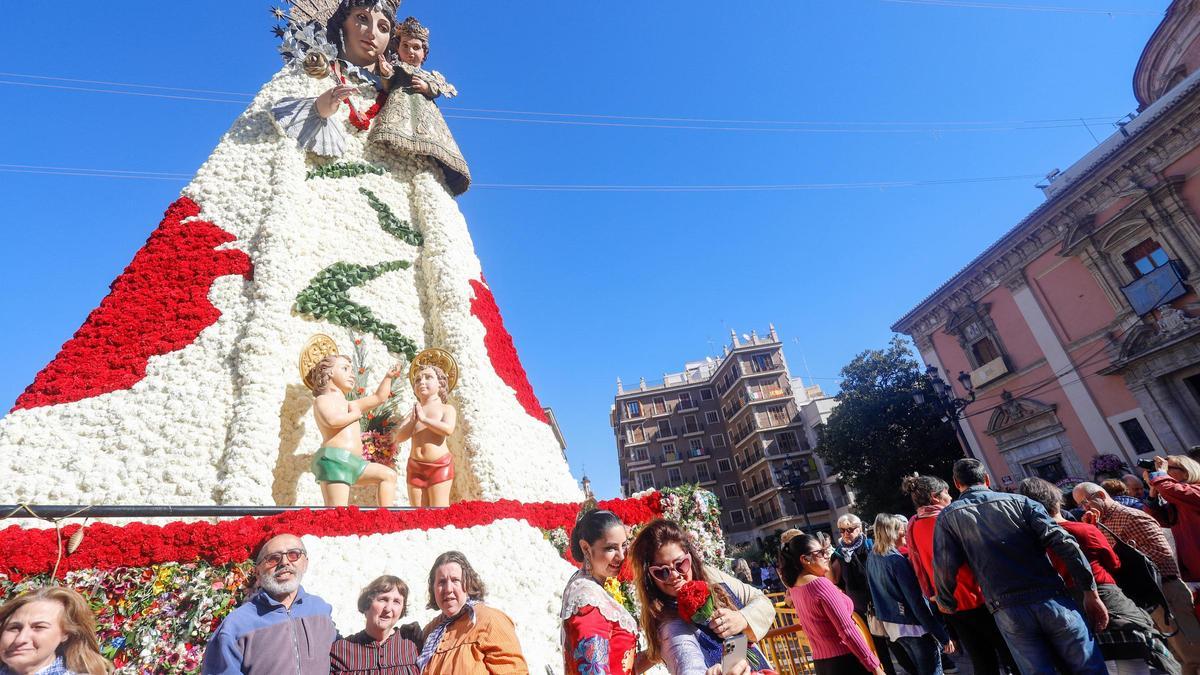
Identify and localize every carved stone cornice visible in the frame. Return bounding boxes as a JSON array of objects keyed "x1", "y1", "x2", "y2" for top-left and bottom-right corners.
[
  {"x1": 1135, "y1": 0, "x2": 1200, "y2": 109},
  {"x1": 892, "y1": 81, "x2": 1200, "y2": 338}
]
